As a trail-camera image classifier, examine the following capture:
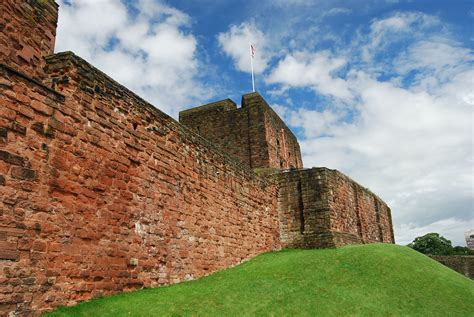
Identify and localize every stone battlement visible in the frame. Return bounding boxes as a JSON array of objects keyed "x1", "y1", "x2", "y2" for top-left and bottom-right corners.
[{"x1": 0, "y1": 1, "x2": 394, "y2": 315}]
